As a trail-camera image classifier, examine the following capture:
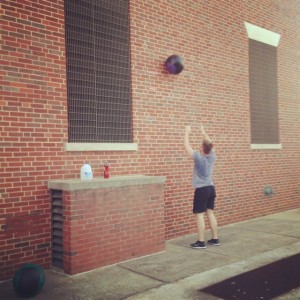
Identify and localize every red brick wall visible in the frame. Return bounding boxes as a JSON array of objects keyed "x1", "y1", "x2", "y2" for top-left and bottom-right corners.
[
  {"x1": 62, "y1": 183, "x2": 165, "y2": 275},
  {"x1": 1, "y1": 0, "x2": 300, "y2": 280}
]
